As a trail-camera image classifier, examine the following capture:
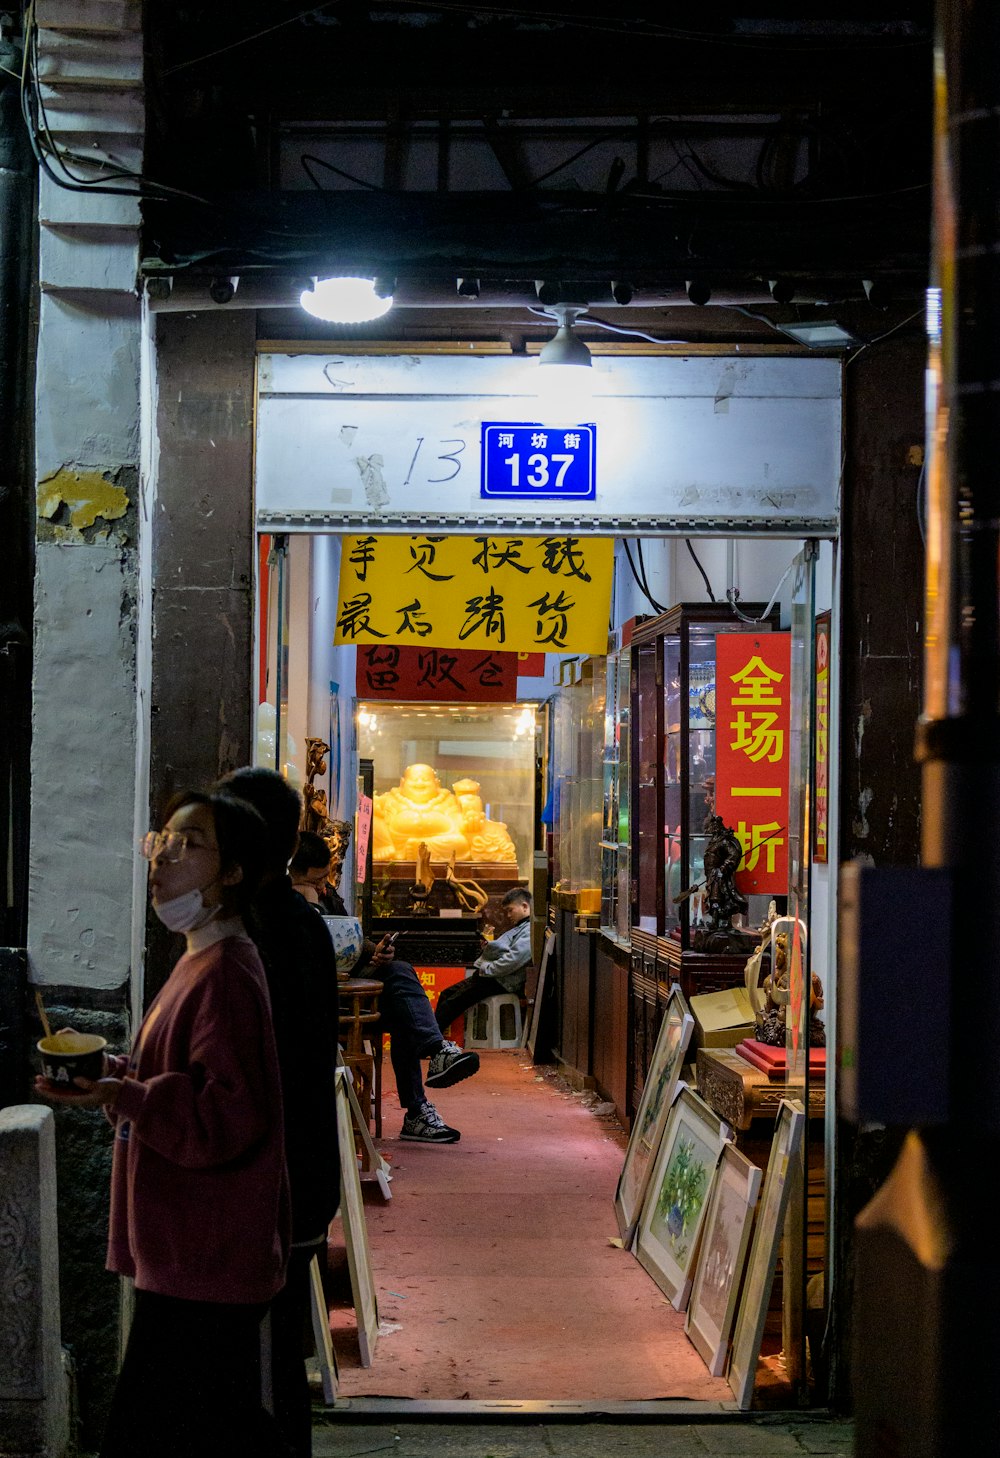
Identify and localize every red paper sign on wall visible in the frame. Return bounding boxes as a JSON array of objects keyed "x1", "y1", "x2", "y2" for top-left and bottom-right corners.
[
  {"x1": 714, "y1": 632, "x2": 791, "y2": 896},
  {"x1": 813, "y1": 612, "x2": 831, "y2": 863},
  {"x1": 356, "y1": 645, "x2": 519, "y2": 701}
]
